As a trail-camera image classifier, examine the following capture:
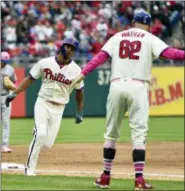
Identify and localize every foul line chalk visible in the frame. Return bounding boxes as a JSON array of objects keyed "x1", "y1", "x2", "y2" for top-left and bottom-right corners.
[{"x1": 3, "y1": 168, "x2": 184, "y2": 178}]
